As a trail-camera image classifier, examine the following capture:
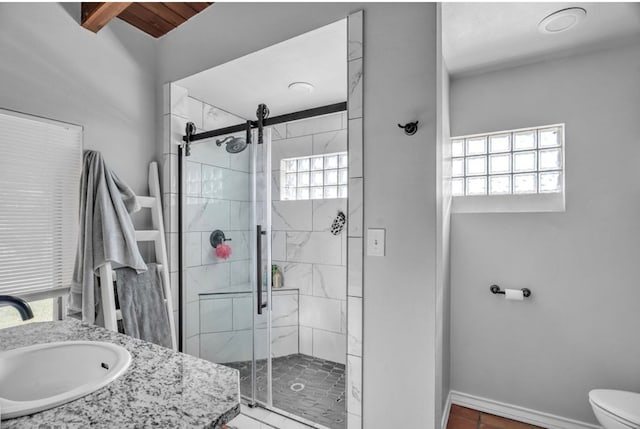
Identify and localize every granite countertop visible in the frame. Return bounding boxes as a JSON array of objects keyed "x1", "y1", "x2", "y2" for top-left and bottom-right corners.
[{"x1": 0, "y1": 319, "x2": 240, "y2": 428}]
